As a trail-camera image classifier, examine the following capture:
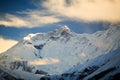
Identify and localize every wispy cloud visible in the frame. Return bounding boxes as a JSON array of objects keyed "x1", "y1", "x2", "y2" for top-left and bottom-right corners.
[
  {"x1": 0, "y1": 0, "x2": 120, "y2": 28},
  {"x1": 0, "y1": 12, "x2": 61, "y2": 28},
  {"x1": 0, "y1": 37, "x2": 18, "y2": 53}
]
